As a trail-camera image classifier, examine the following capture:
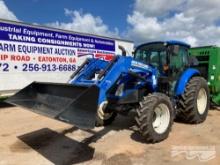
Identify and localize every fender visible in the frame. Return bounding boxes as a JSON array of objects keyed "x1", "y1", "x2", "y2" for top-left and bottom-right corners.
[{"x1": 175, "y1": 68, "x2": 200, "y2": 96}]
